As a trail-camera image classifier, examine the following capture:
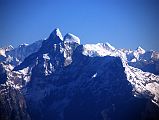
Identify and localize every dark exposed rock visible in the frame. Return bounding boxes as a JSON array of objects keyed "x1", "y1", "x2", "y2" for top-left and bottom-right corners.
[
  {"x1": 0, "y1": 63, "x2": 7, "y2": 84},
  {"x1": 0, "y1": 85, "x2": 30, "y2": 120}
]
